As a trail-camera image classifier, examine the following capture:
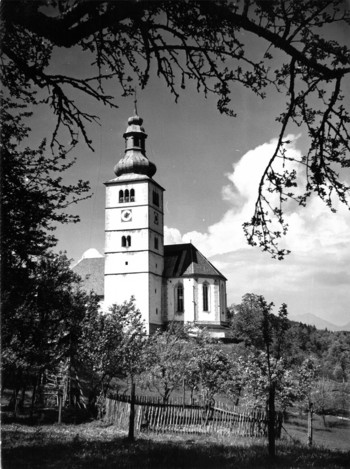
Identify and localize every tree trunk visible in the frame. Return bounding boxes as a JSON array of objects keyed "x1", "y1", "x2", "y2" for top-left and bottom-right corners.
[
  {"x1": 183, "y1": 377, "x2": 186, "y2": 409},
  {"x1": 128, "y1": 380, "x2": 136, "y2": 441},
  {"x1": 13, "y1": 388, "x2": 19, "y2": 416},
  {"x1": 30, "y1": 378, "x2": 37, "y2": 418},
  {"x1": 307, "y1": 402, "x2": 313, "y2": 447},
  {"x1": 268, "y1": 384, "x2": 276, "y2": 458},
  {"x1": 19, "y1": 385, "x2": 26, "y2": 411}
]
